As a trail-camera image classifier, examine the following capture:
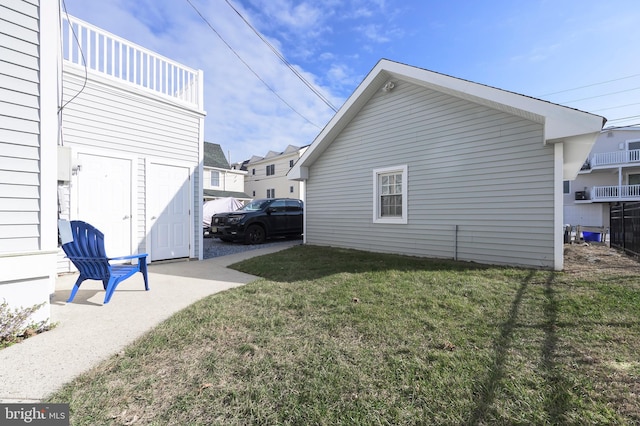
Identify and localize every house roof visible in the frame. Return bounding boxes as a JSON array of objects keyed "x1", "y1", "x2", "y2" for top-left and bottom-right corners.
[
  {"x1": 204, "y1": 142, "x2": 230, "y2": 169},
  {"x1": 289, "y1": 59, "x2": 606, "y2": 181},
  {"x1": 203, "y1": 189, "x2": 251, "y2": 199},
  {"x1": 243, "y1": 145, "x2": 306, "y2": 165}
]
